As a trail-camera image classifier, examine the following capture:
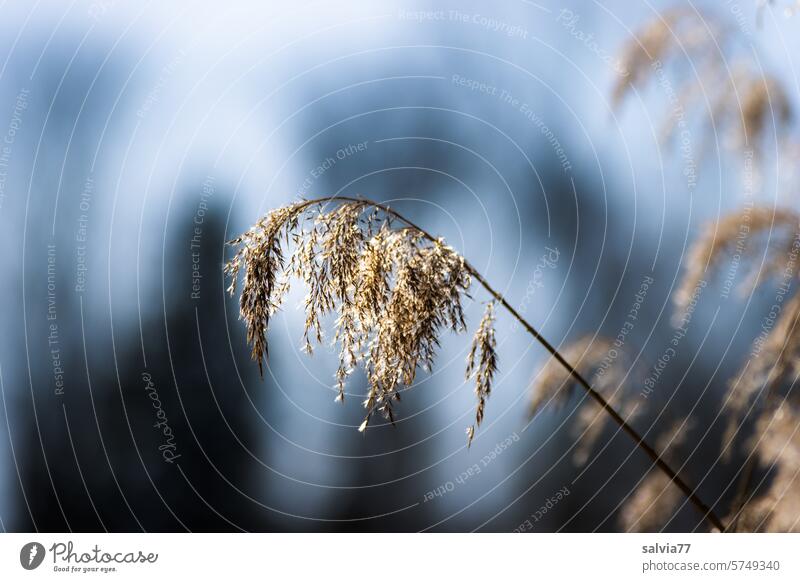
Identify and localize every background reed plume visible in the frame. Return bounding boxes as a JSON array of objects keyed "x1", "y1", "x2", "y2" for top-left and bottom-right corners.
[
  {"x1": 613, "y1": 4, "x2": 800, "y2": 531},
  {"x1": 614, "y1": 6, "x2": 793, "y2": 167},
  {"x1": 676, "y1": 209, "x2": 800, "y2": 531}
]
